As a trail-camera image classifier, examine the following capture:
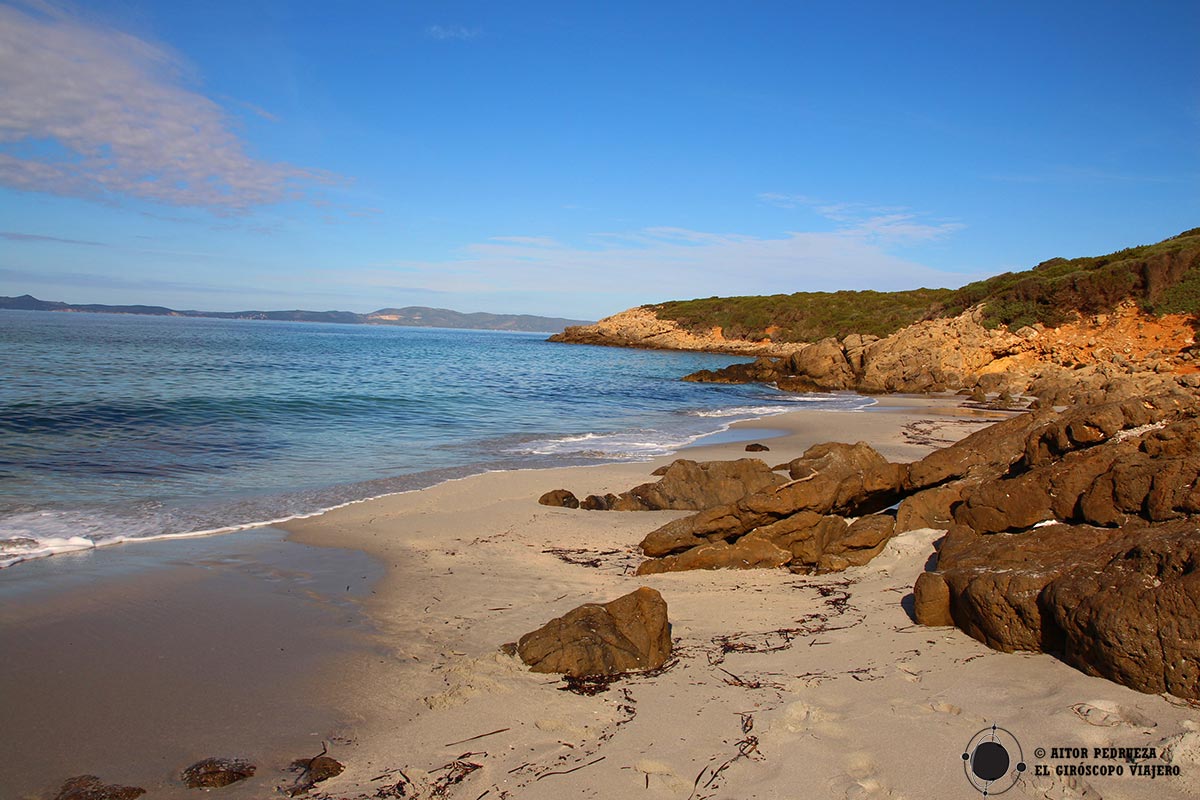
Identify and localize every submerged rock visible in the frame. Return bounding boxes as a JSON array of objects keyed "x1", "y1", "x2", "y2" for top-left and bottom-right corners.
[
  {"x1": 517, "y1": 587, "x2": 671, "y2": 677},
  {"x1": 285, "y1": 754, "x2": 344, "y2": 796},
  {"x1": 54, "y1": 776, "x2": 145, "y2": 800},
  {"x1": 180, "y1": 757, "x2": 256, "y2": 788}
]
